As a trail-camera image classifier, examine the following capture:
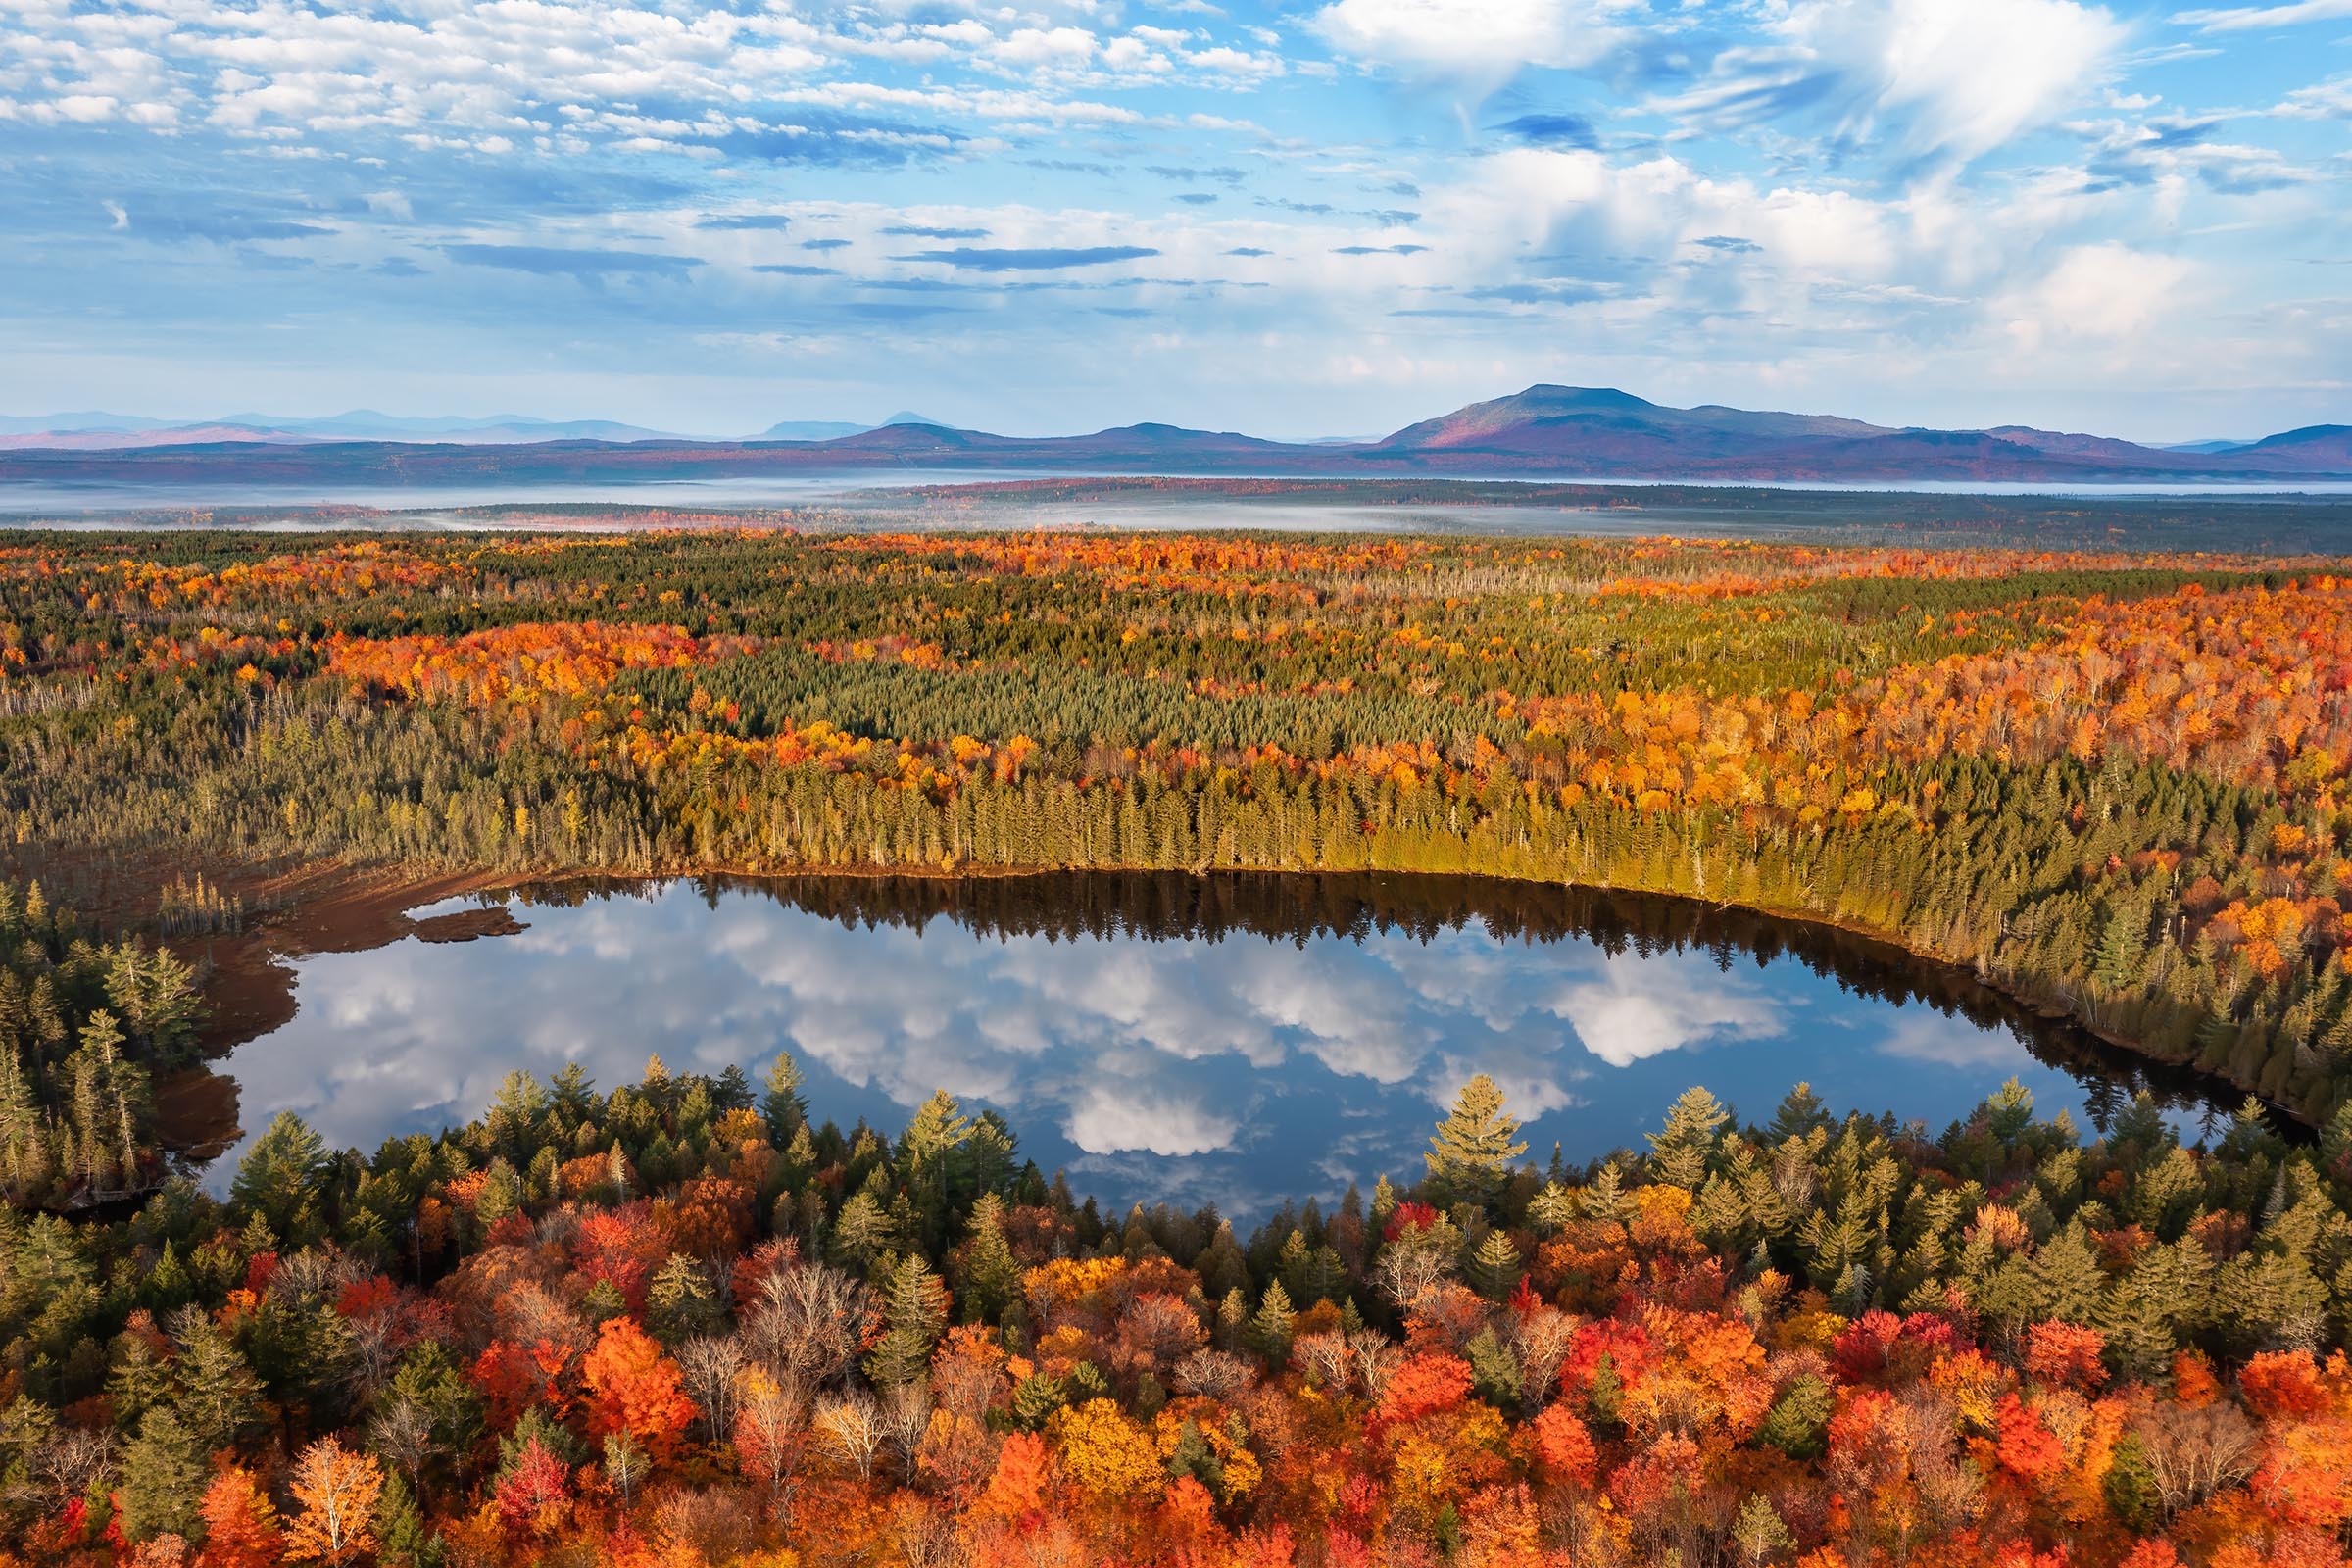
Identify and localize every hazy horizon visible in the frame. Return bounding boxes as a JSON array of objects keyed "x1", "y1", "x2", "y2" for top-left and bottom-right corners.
[{"x1": 0, "y1": 380, "x2": 2333, "y2": 450}]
